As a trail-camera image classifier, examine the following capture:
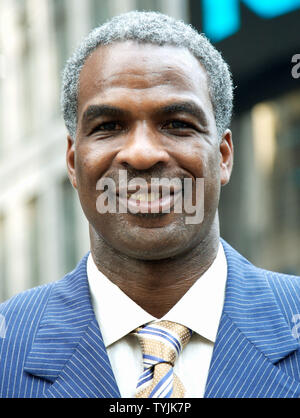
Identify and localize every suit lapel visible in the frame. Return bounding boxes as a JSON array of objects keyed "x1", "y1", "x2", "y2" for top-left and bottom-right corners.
[
  {"x1": 43, "y1": 317, "x2": 120, "y2": 398},
  {"x1": 24, "y1": 254, "x2": 121, "y2": 398},
  {"x1": 205, "y1": 240, "x2": 300, "y2": 398}
]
